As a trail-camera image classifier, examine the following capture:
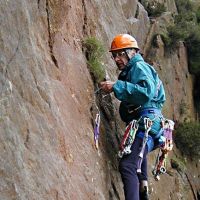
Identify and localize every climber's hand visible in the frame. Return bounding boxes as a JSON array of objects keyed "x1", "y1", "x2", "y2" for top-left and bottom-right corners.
[{"x1": 99, "y1": 81, "x2": 115, "y2": 93}]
